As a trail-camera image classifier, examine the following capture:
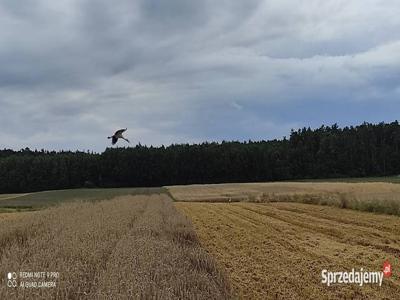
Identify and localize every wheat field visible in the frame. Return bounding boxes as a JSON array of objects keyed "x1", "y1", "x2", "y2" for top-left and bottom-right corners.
[
  {"x1": 168, "y1": 182, "x2": 400, "y2": 215},
  {"x1": 176, "y1": 201, "x2": 400, "y2": 299},
  {"x1": 2, "y1": 182, "x2": 400, "y2": 299},
  {"x1": 0, "y1": 194, "x2": 231, "y2": 299}
]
